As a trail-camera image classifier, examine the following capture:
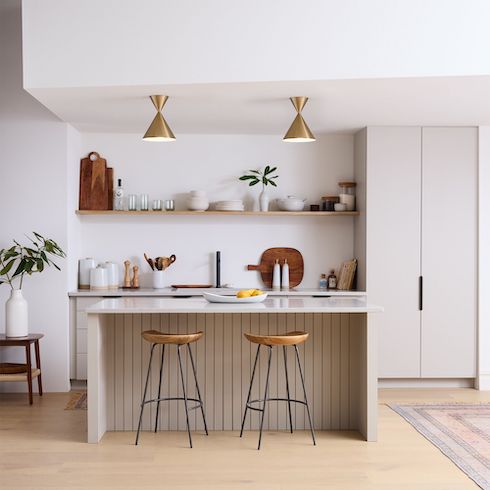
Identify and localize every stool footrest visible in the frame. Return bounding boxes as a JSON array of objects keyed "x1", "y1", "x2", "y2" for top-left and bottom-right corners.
[
  {"x1": 246, "y1": 397, "x2": 308, "y2": 412},
  {"x1": 142, "y1": 396, "x2": 203, "y2": 412}
]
